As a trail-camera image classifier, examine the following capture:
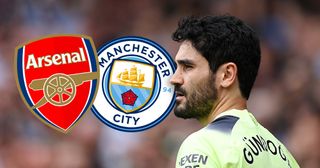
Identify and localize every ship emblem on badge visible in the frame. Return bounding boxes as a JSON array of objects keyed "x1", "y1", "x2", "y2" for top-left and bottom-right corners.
[
  {"x1": 92, "y1": 36, "x2": 176, "y2": 132},
  {"x1": 15, "y1": 35, "x2": 99, "y2": 133}
]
